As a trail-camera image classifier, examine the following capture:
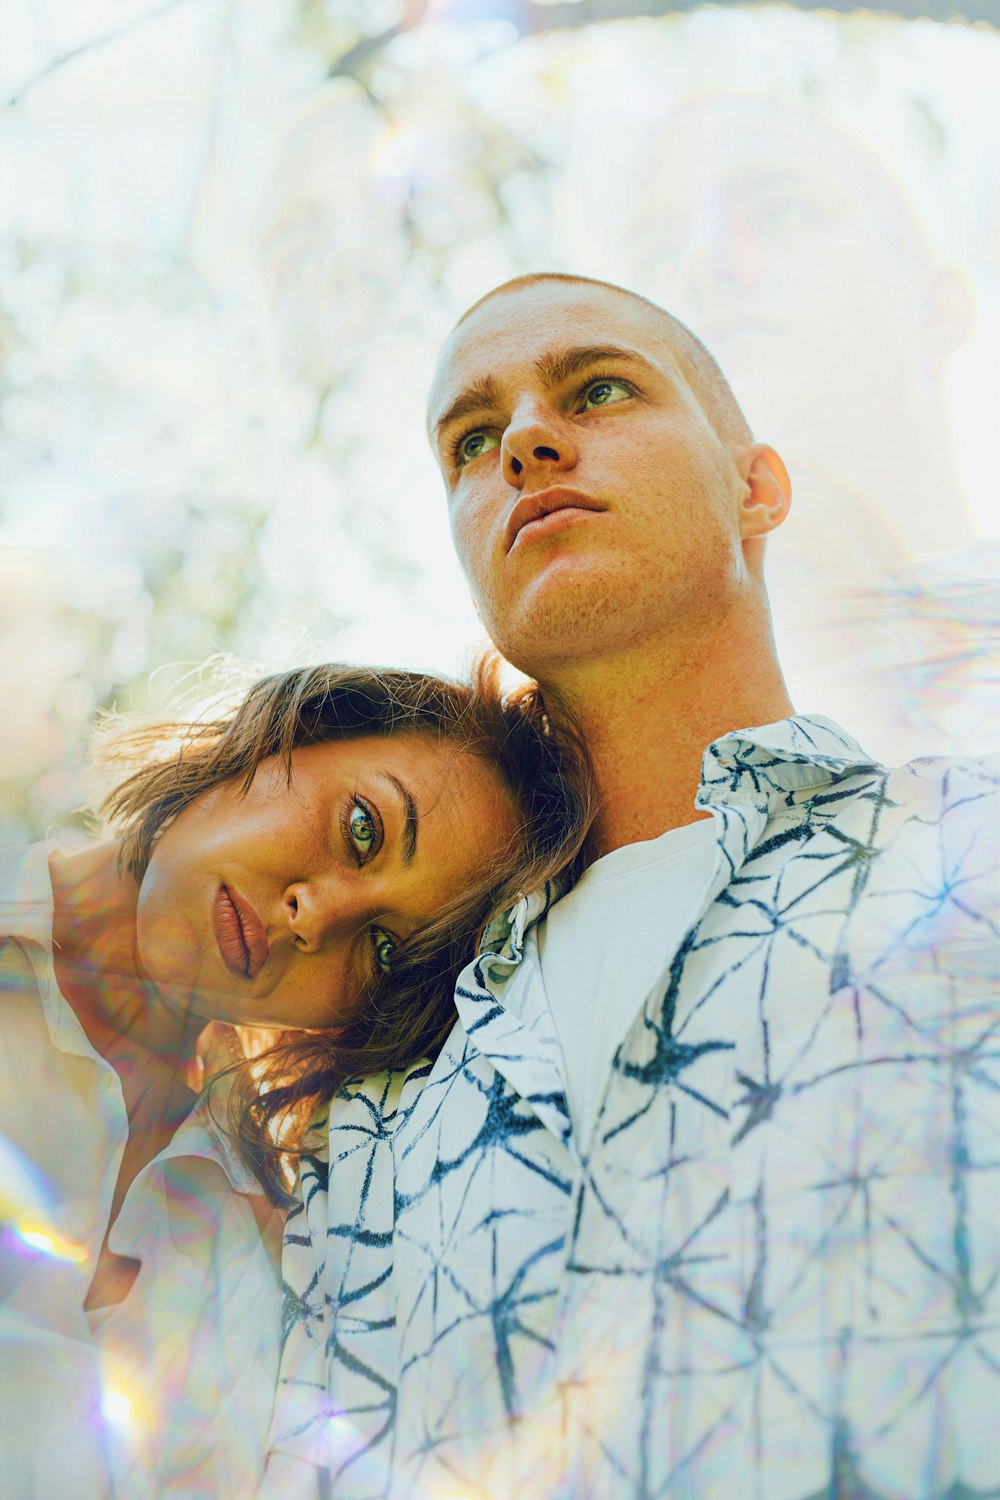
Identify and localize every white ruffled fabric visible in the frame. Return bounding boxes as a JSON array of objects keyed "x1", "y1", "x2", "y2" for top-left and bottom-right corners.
[{"x1": 0, "y1": 843, "x2": 283, "y2": 1499}]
